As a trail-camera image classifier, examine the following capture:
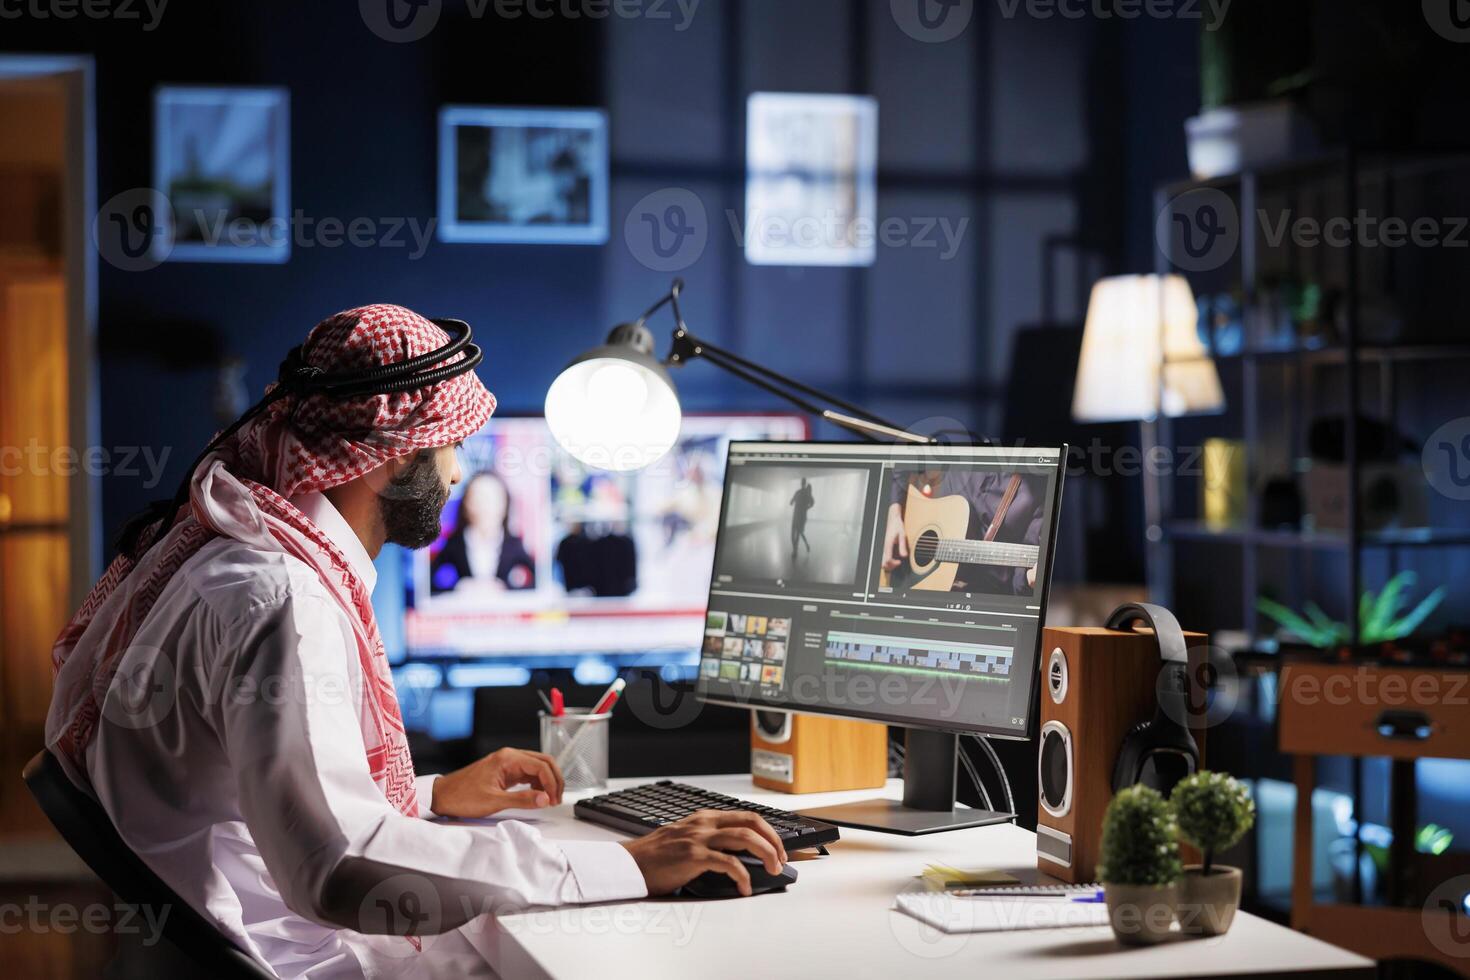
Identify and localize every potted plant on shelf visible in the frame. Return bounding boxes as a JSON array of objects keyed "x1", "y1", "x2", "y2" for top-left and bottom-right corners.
[
  {"x1": 1186, "y1": 0, "x2": 1316, "y2": 178},
  {"x1": 1098, "y1": 785, "x2": 1182, "y2": 946},
  {"x1": 1256, "y1": 571, "x2": 1446, "y2": 655},
  {"x1": 1171, "y1": 771, "x2": 1256, "y2": 936}
]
